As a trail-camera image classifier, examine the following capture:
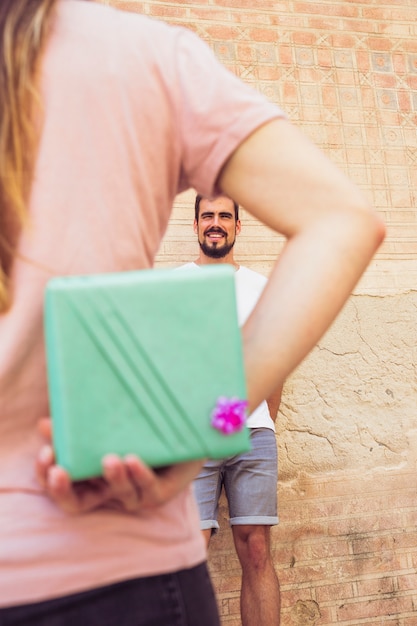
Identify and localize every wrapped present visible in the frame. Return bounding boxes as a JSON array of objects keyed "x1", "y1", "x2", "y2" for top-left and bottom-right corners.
[{"x1": 45, "y1": 265, "x2": 250, "y2": 480}]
